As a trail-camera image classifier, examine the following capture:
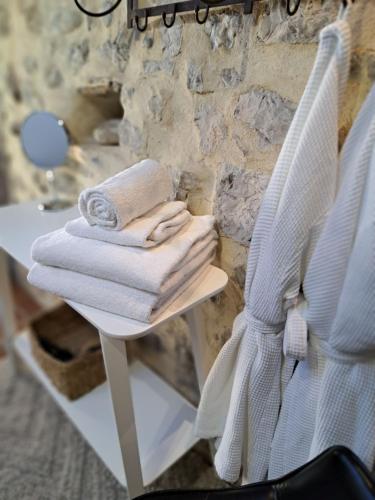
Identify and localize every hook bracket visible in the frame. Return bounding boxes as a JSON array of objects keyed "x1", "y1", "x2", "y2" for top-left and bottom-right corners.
[
  {"x1": 128, "y1": 0, "x2": 303, "y2": 31},
  {"x1": 128, "y1": 0, "x2": 253, "y2": 30}
]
